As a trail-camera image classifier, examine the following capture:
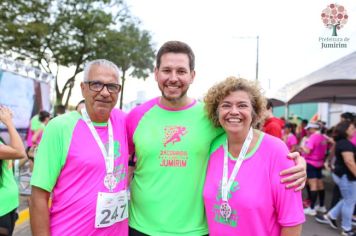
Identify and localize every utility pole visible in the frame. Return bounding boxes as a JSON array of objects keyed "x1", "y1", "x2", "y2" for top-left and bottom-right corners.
[
  {"x1": 233, "y1": 35, "x2": 260, "y2": 81},
  {"x1": 255, "y1": 35, "x2": 259, "y2": 81}
]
